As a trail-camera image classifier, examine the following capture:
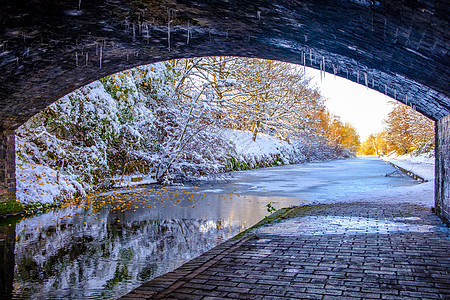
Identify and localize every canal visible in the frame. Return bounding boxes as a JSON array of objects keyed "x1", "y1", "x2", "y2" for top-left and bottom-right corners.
[{"x1": 0, "y1": 157, "x2": 418, "y2": 299}]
